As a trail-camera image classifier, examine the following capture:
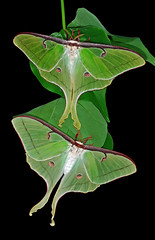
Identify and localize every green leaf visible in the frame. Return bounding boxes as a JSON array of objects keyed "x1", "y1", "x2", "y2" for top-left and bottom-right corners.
[
  {"x1": 68, "y1": 8, "x2": 109, "y2": 34},
  {"x1": 24, "y1": 98, "x2": 108, "y2": 148},
  {"x1": 51, "y1": 31, "x2": 64, "y2": 39},
  {"x1": 109, "y1": 35, "x2": 155, "y2": 66},
  {"x1": 80, "y1": 88, "x2": 110, "y2": 123},
  {"x1": 103, "y1": 132, "x2": 113, "y2": 150},
  {"x1": 67, "y1": 8, "x2": 110, "y2": 44},
  {"x1": 68, "y1": 8, "x2": 155, "y2": 66},
  {"x1": 78, "y1": 26, "x2": 110, "y2": 44},
  {"x1": 30, "y1": 62, "x2": 64, "y2": 96}
]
